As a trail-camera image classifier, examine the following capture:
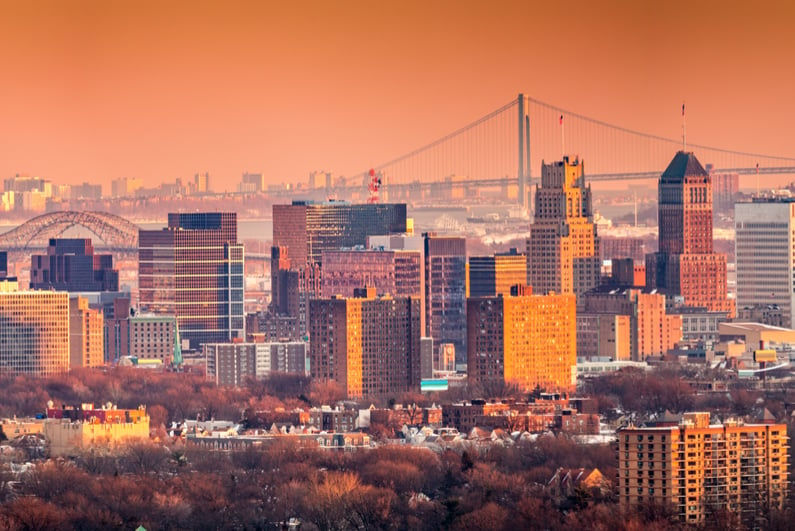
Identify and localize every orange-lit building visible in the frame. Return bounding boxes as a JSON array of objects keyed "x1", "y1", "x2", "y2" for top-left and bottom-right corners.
[
  {"x1": 69, "y1": 296, "x2": 104, "y2": 368},
  {"x1": 527, "y1": 156, "x2": 600, "y2": 296},
  {"x1": 0, "y1": 280, "x2": 70, "y2": 376},
  {"x1": 468, "y1": 248, "x2": 527, "y2": 298},
  {"x1": 646, "y1": 152, "x2": 734, "y2": 317},
  {"x1": 309, "y1": 289, "x2": 421, "y2": 399},
  {"x1": 578, "y1": 287, "x2": 682, "y2": 361},
  {"x1": 467, "y1": 286, "x2": 576, "y2": 393},
  {"x1": 44, "y1": 403, "x2": 150, "y2": 457},
  {"x1": 618, "y1": 411, "x2": 788, "y2": 526}
]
